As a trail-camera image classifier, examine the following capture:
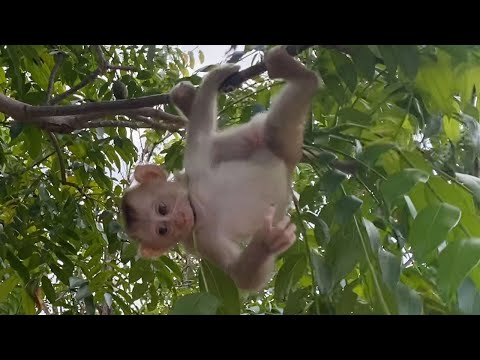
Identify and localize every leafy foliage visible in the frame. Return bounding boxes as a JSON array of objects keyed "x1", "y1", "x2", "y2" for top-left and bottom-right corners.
[{"x1": 1, "y1": 45, "x2": 480, "y2": 315}]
